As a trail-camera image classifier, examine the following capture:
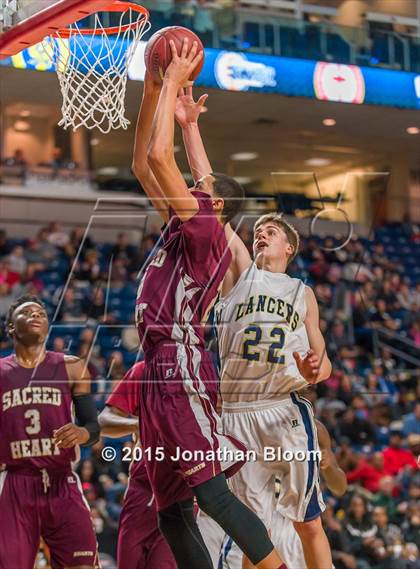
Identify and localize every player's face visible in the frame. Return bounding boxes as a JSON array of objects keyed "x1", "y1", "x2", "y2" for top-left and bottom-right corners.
[
  {"x1": 253, "y1": 223, "x2": 293, "y2": 266},
  {"x1": 10, "y1": 302, "x2": 49, "y2": 342}
]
